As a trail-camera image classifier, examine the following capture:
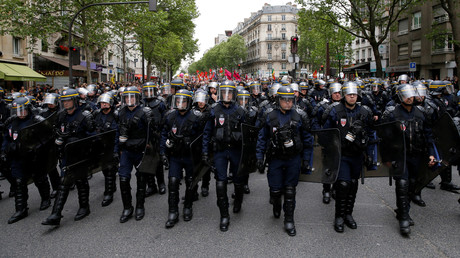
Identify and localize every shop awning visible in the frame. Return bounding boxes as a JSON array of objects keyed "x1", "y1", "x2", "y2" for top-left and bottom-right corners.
[
  {"x1": 39, "y1": 55, "x2": 87, "y2": 71},
  {"x1": 343, "y1": 62, "x2": 370, "y2": 72},
  {"x1": 0, "y1": 63, "x2": 46, "y2": 82}
]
